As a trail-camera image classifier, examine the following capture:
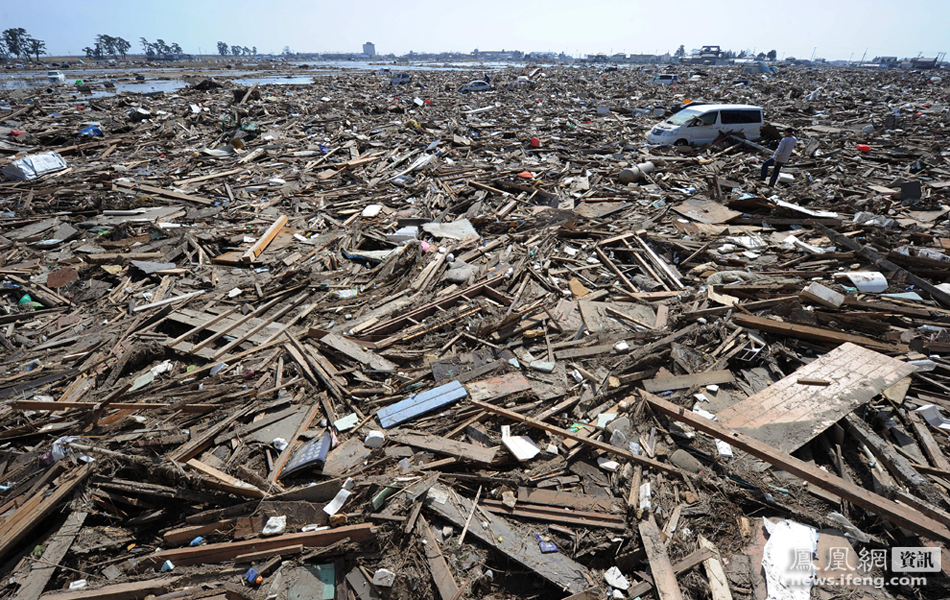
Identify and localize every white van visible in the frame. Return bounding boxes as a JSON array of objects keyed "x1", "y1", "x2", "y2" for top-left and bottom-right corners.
[
  {"x1": 48, "y1": 70, "x2": 65, "y2": 84},
  {"x1": 646, "y1": 103, "x2": 764, "y2": 146},
  {"x1": 650, "y1": 74, "x2": 678, "y2": 84}
]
